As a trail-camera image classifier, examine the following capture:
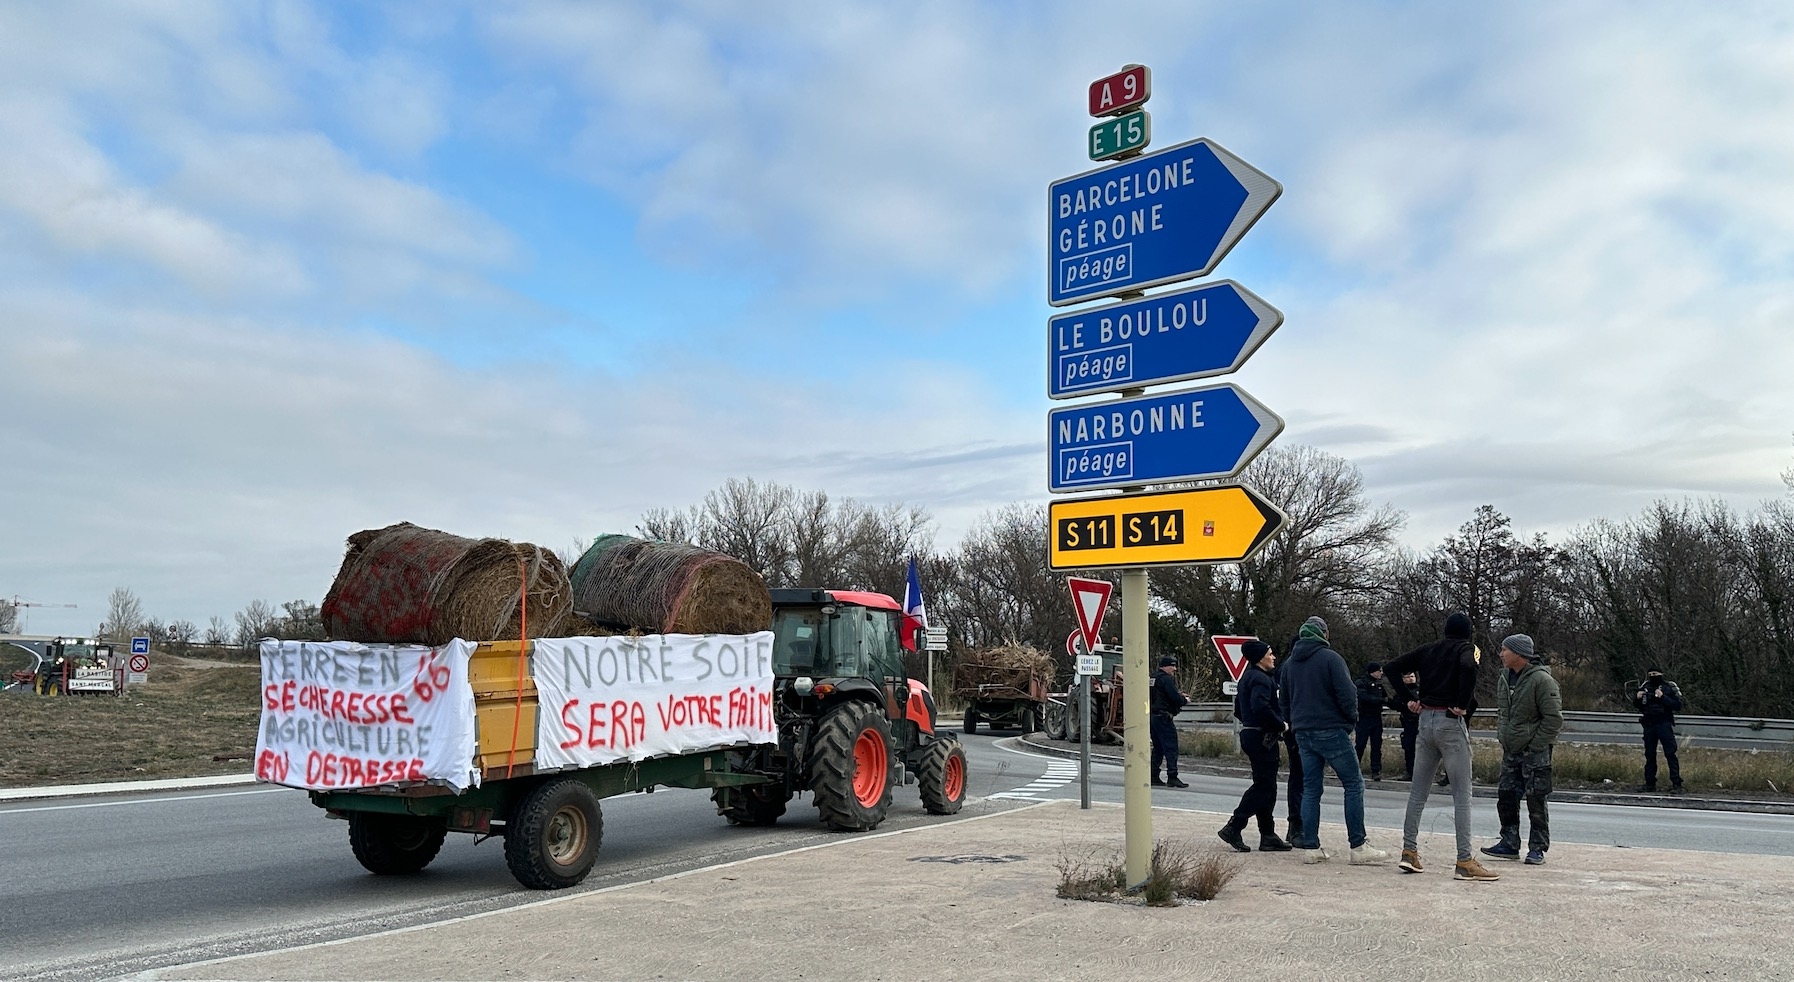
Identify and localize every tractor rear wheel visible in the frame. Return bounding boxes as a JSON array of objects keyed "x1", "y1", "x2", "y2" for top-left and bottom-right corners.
[
  {"x1": 918, "y1": 739, "x2": 968, "y2": 815},
  {"x1": 809, "y1": 701, "x2": 893, "y2": 831},
  {"x1": 712, "y1": 783, "x2": 789, "y2": 826},
  {"x1": 505, "y1": 778, "x2": 603, "y2": 889},
  {"x1": 348, "y1": 812, "x2": 447, "y2": 875}
]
